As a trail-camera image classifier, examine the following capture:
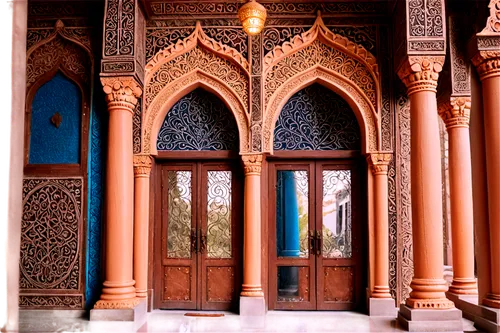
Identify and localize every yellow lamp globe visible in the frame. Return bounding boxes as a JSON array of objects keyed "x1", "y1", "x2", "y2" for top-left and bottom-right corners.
[{"x1": 238, "y1": 0, "x2": 267, "y2": 36}]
